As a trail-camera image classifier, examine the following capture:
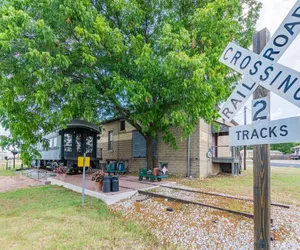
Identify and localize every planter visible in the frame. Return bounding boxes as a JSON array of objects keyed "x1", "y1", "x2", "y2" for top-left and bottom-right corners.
[
  {"x1": 93, "y1": 180, "x2": 103, "y2": 192},
  {"x1": 59, "y1": 173, "x2": 66, "y2": 181}
]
